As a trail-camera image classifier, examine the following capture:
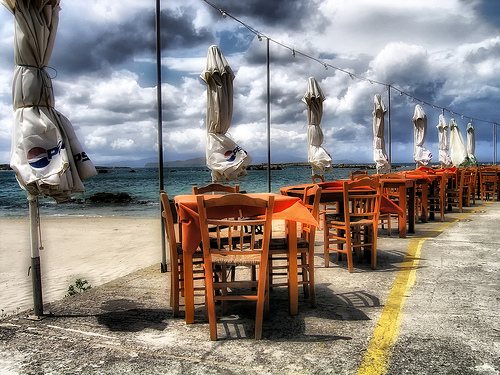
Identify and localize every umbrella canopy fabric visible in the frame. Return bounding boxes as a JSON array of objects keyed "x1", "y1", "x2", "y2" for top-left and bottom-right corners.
[
  {"x1": 449, "y1": 118, "x2": 468, "y2": 167},
  {"x1": 372, "y1": 93, "x2": 390, "y2": 173},
  {"x1": 302, "y1": 77, "x2": 332, "y2": 174},
  {"x1": 466, "y1": 123, "x2": 478, "y2": 166},
  {"x1": 200, "y1": 45, "x2": 251, "y2": 182},
  {"x1": 412, "y1": 104, "x2": 433, "y2": 167},
  {"x1": 436, "y1": 114, "x2": 453, "y2": 168},
  {"x1": 3, "y1": 0, "x2": 96, "y2": 202}
]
